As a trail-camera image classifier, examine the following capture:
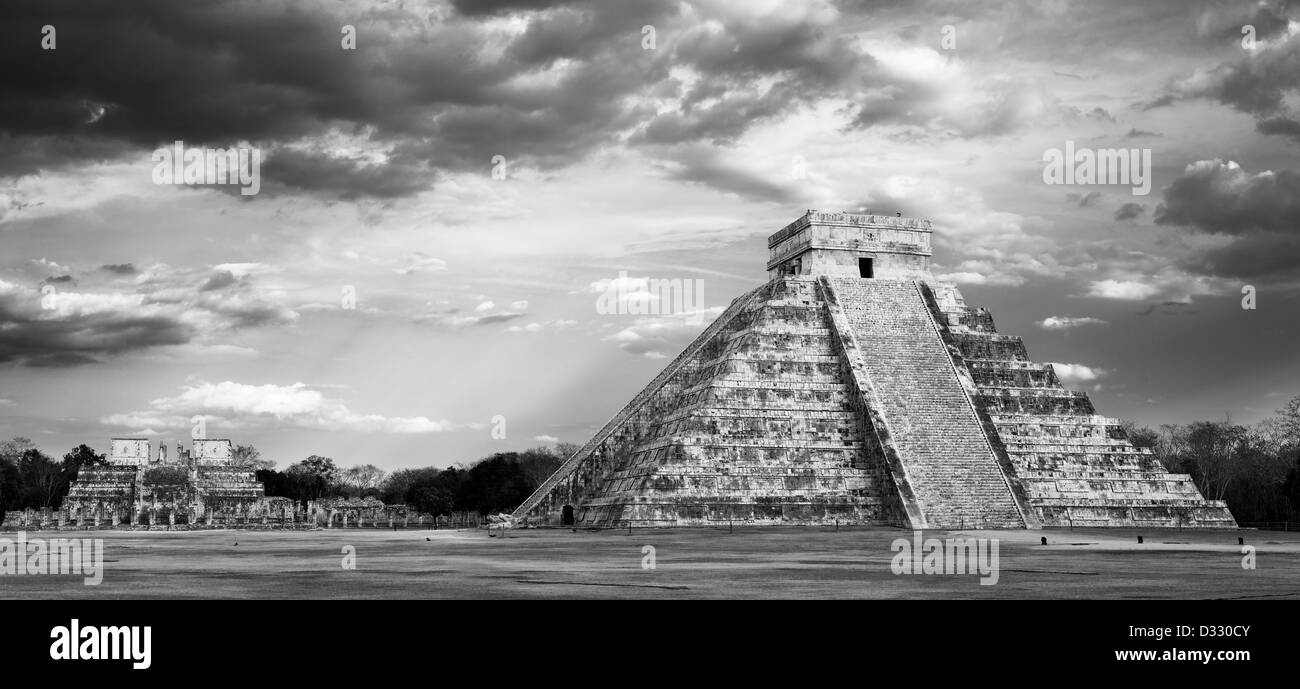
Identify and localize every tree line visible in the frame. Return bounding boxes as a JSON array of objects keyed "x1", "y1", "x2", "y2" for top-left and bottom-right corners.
[
  {"x1": 252, "y1": 445, "x2": 573, "y2": 516},
  {"x1": 1124, "y1": 395, "x2": 1300, "y2": 524},
  {"x1": 4, "y1": 394, "x2": 1299, "y2": 524},
  {"x1": 0, "y1": 439, "x2": 107, "y2": 513}
]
